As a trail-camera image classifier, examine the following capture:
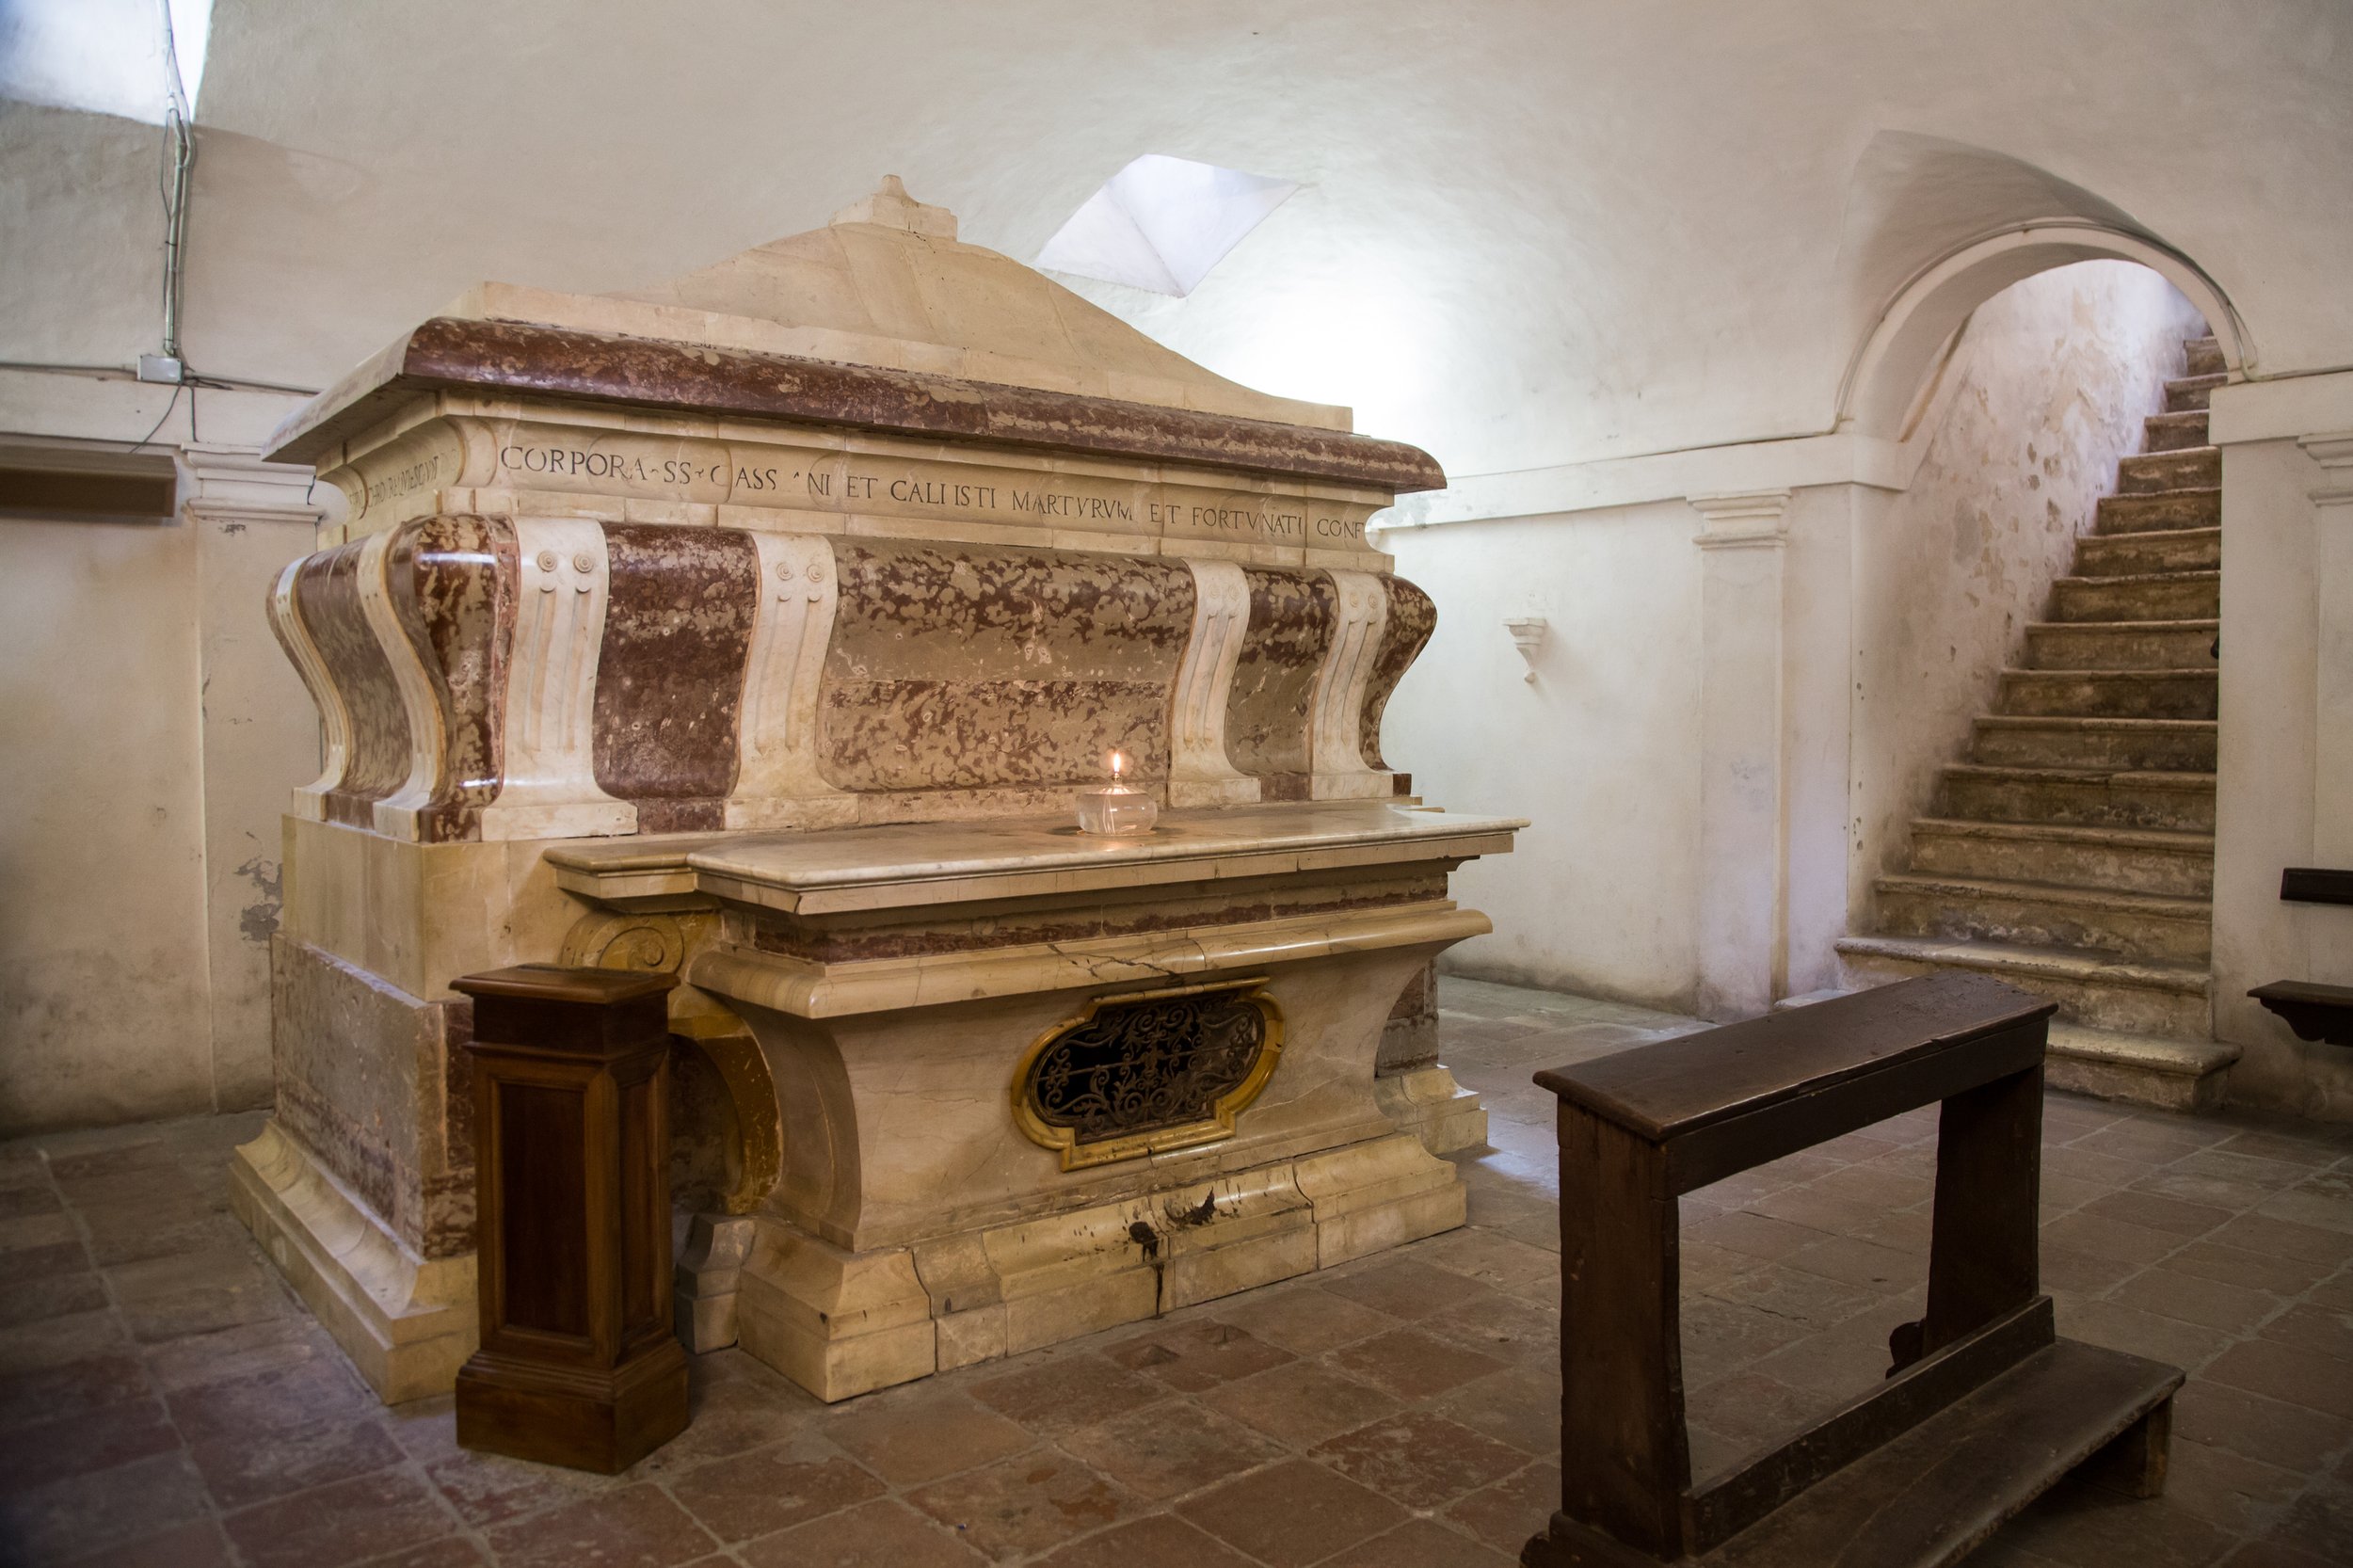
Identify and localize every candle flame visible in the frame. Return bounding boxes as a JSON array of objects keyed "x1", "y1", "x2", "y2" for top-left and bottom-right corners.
[{"x1": 1110, "y1": 749, "x2": 1127, "y2": 780}]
